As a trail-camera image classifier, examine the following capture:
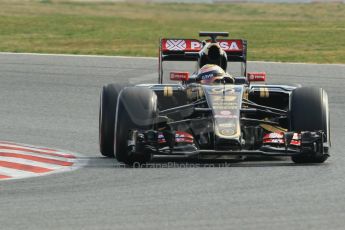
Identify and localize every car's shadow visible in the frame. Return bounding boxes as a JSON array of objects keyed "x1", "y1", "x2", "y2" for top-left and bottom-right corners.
[{"x1": 80, "y1": 155, "x2": 326, "y2": 168}]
